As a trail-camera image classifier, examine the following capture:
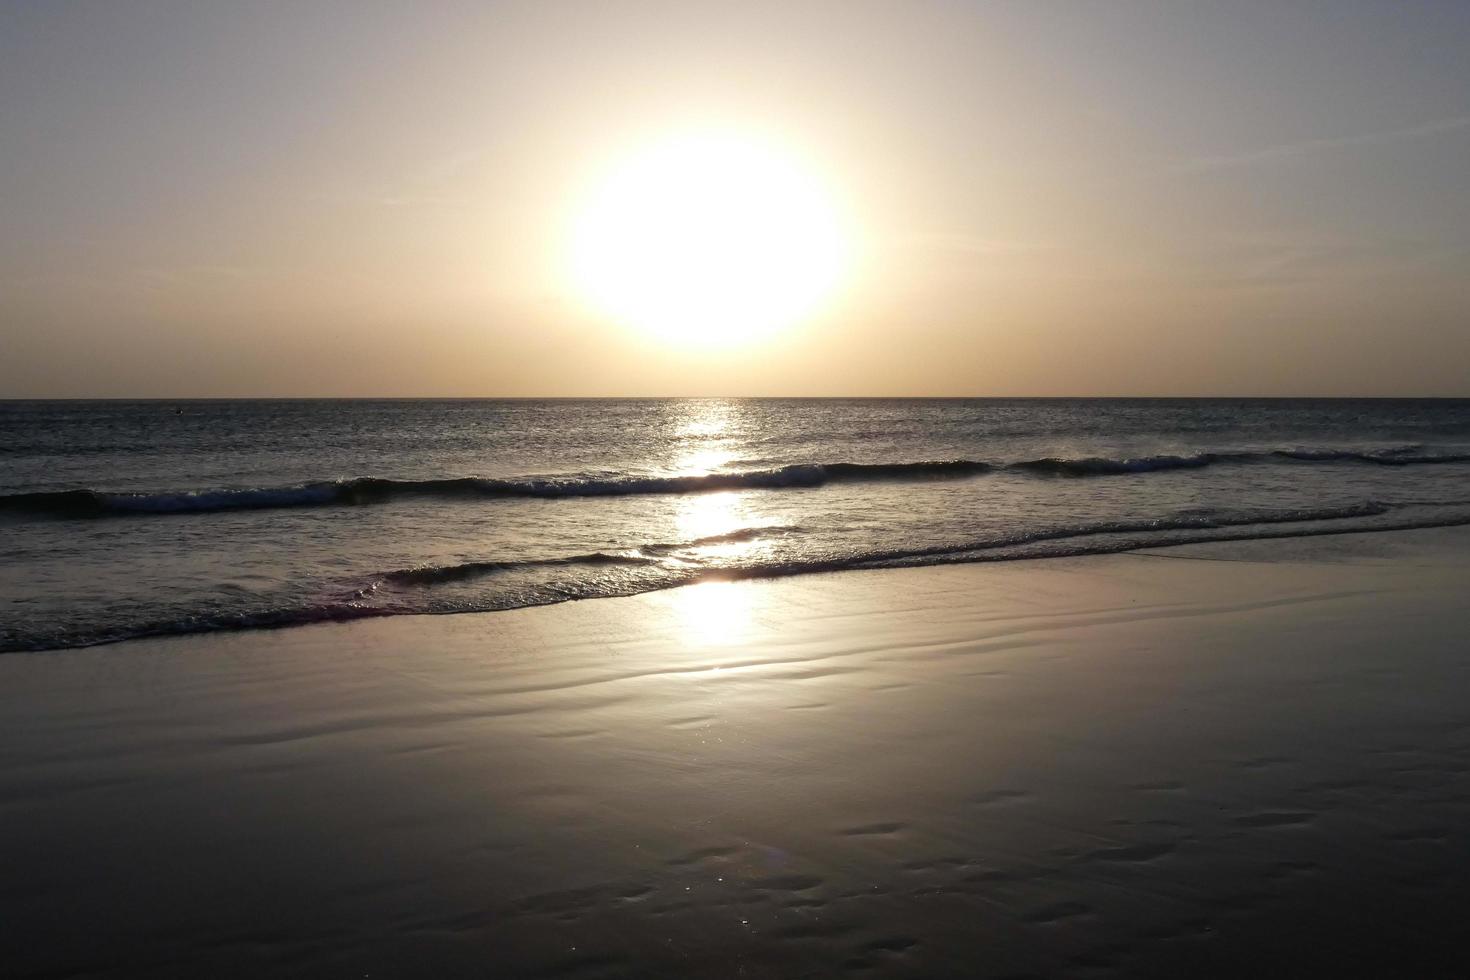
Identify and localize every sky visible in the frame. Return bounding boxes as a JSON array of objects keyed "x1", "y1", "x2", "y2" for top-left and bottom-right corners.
[{"x1": 2, "y1": 0, "x2": 1469, "y2": 397}]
